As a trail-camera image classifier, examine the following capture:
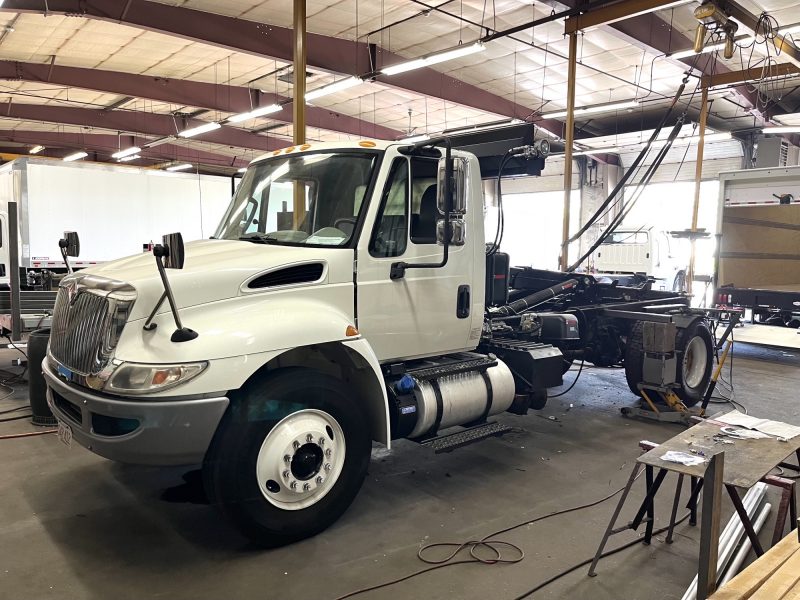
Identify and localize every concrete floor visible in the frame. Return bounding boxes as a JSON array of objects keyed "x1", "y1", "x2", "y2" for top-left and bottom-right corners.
[{"x1": 1, "y1": 343, "x2": 799, "y2": 600}]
